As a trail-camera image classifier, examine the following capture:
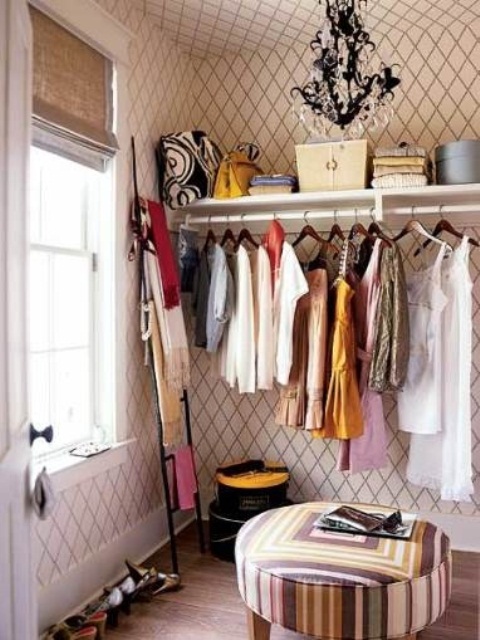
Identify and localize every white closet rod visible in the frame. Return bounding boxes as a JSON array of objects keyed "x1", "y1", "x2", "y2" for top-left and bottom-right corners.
[
  {"x1": 185, "y1": 203, "x2": 478, "y2": 225},
  {"x1": 185, "y1": 208, "x2": 375, "y2": 225},
  {"x1": 387, "y1": 204, "x2": 479, "y2": 216}
]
